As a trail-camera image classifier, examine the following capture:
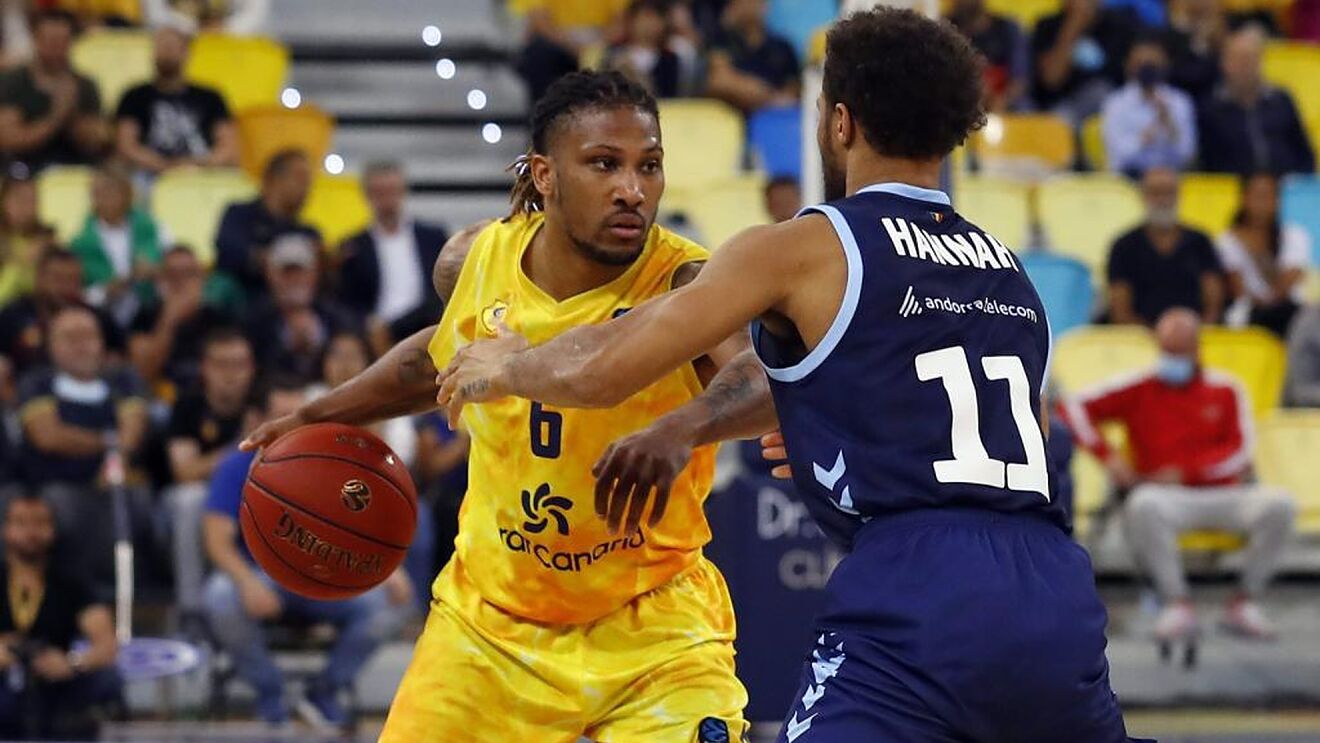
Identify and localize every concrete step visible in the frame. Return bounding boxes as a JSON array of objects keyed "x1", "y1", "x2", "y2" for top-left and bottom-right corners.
[
  {"x1": 270, "y1": 0, "x2": 507, "y2": 48},
  {"x1": 411, "y1": 191, "x2": 514, "y2": 231},
  {"x1": 291, "y1": 60, "x2": 526, "y2": 120}
]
